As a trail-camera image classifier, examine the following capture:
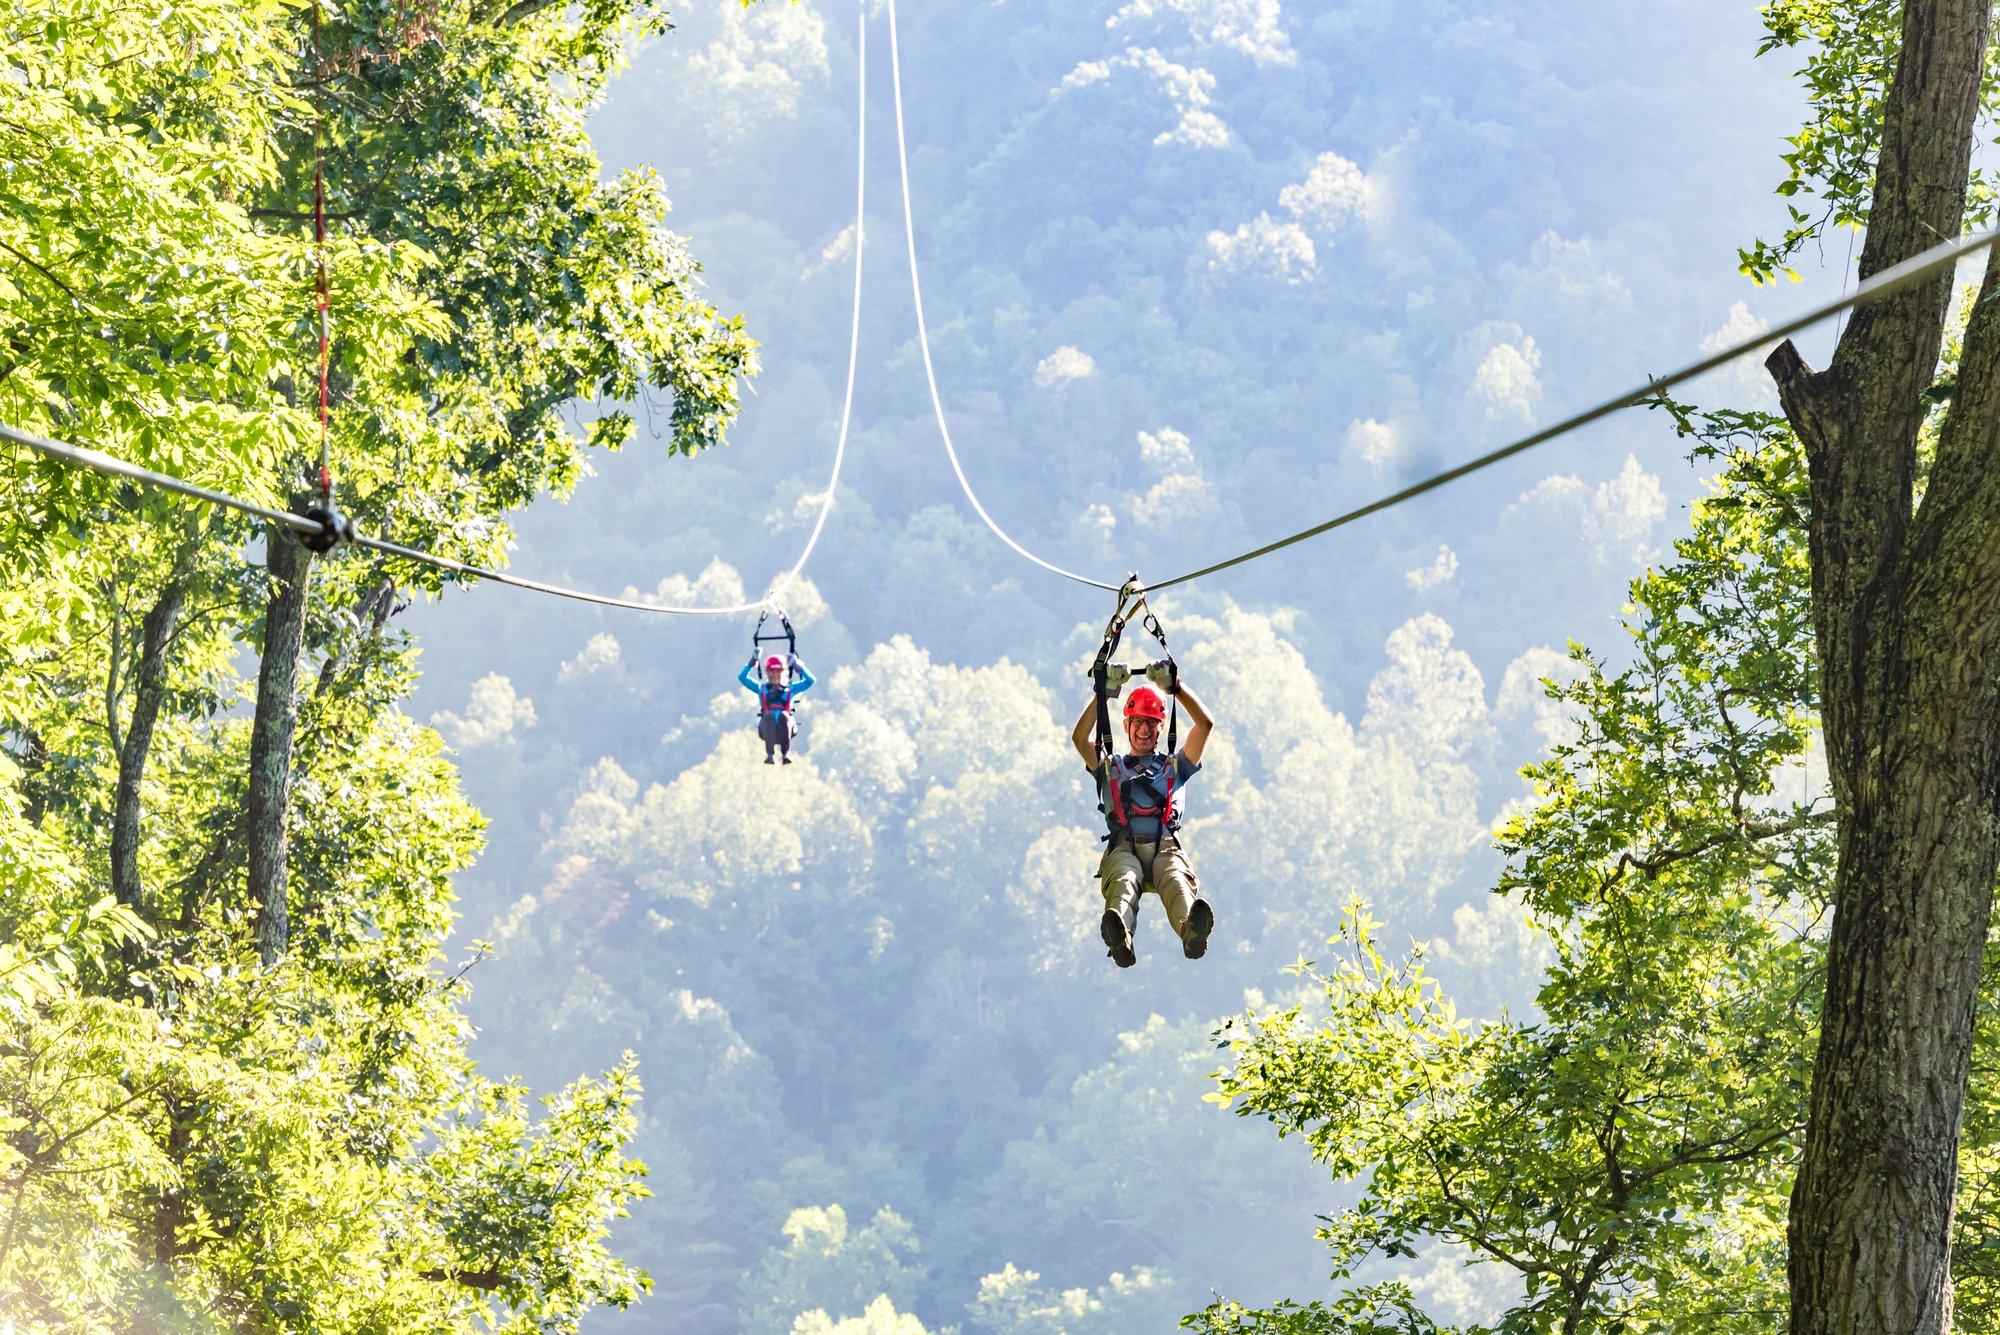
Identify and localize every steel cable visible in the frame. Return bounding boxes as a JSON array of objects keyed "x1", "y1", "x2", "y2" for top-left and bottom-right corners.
[{"x1": 884, "y1": 0, "x2": 1121, "y2": 592}]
